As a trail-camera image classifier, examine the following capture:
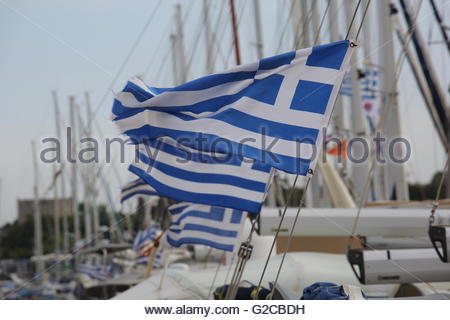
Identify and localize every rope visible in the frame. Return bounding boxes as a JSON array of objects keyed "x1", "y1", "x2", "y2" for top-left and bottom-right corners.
[
  {"x1": 88, "y1": 0, "x2": 163, "y2": 126},
  {"x1": 355, "y1": 0, "x2": 372, "y2": 42},
  {"x1": 207, "y1": 252, "x2": 225, "y2": 299},
  {"x1": 268, "y1": 171, "x2": 313, "y2": 299},
  {"x1": 345, "y1": 0, "x2": 362, "y2": 40},
  {"x1": 253, "y1": 174, "x2": 299, "y2": 299},
  {"x1": 313, "y1": 0, "x2": 331, "y2": 45}
]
